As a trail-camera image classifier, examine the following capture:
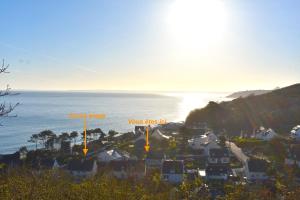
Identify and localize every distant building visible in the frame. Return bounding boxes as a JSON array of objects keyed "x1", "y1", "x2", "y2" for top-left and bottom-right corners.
[
  {"x1": 188, "y1": 132, "x2": 219, "y2": 153},
  {"x1": 113, "y1": 132, "x2": 135, "y2": 142},
  {"x1": 145, "y1": 151, "x2": 165, "y2": 170},
  {"x1": 255, "y1": 127, "x2": 278, "y2": 141},
  {"x1": 134, "y1": 126, "x2": 146, "y2": 134},
  {"x1": 205, "y1": 165, "x2": 229, "y2": 180},
  {"x1": 245, "y1": 158, "x2": 269, "y2": 181},
  {"x1": 161, "y1": 160, "x2": 184, "y2": 184},
  {"x1": 109, "y1": 160, "x2": 145, "y2": 179},
  {"x1": 67, "y1": 159, "x2": 97, "y2": 178},
  {"x1": 32, "y1": 158, "x2": 61, "y2": 171},
  {"x1": 291, "y1": 125, "x2": 300, "y2": 140},
  {"x1": 285, "y1": 144, "x2": 300, "y2": 167},
  {"x1": 208, "y1": 148, "x2": 230, "y2": 164},
  {"x1": 151, "y1": 129, "x2": 170, "y2": 140},
  {"x1": 97, "y1": 149, "x2": 132, "y2": 163}
]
